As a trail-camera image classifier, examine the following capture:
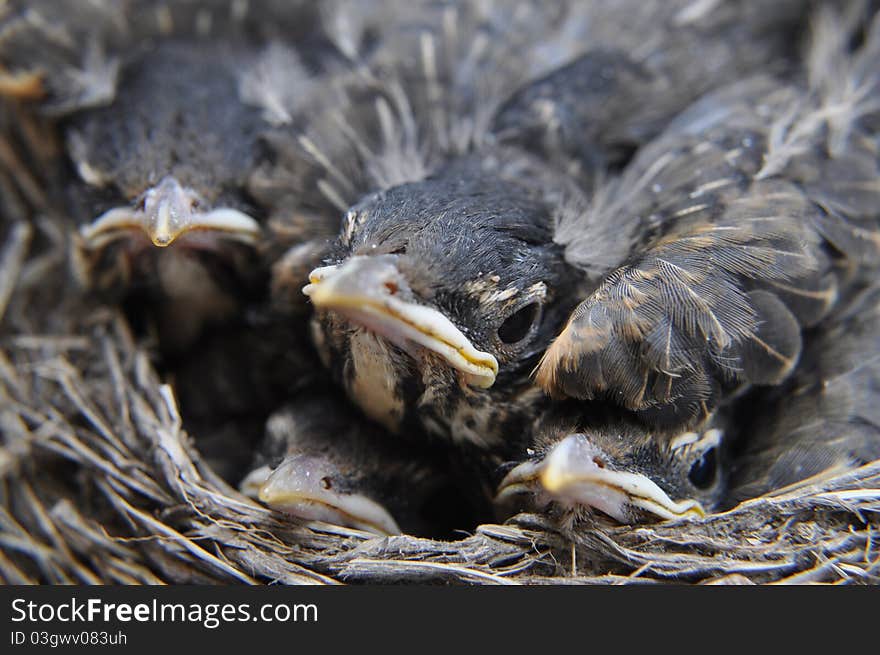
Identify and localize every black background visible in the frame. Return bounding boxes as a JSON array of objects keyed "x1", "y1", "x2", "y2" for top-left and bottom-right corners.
[{"x1": 0, "y1": 585, "x2": 872, "y2": 652}]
